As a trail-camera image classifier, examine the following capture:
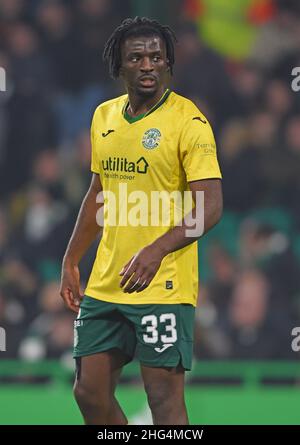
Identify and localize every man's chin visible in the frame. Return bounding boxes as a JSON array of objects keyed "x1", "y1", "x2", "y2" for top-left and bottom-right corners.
[{"x1": 136, "y1": 86, "x2": 158, "y2": 97}]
